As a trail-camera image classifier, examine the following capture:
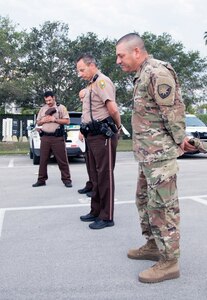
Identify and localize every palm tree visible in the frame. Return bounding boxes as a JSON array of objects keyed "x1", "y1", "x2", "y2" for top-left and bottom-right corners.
[{"x1": 204, "y1": 31, "x2": 207, "y2": 45}]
